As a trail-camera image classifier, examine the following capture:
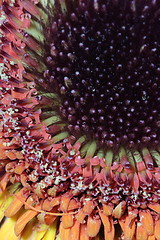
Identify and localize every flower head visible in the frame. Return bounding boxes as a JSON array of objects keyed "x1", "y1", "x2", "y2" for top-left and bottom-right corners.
[{"x1": 0, "y1": 0, "x2": 160, "y2": 240}]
